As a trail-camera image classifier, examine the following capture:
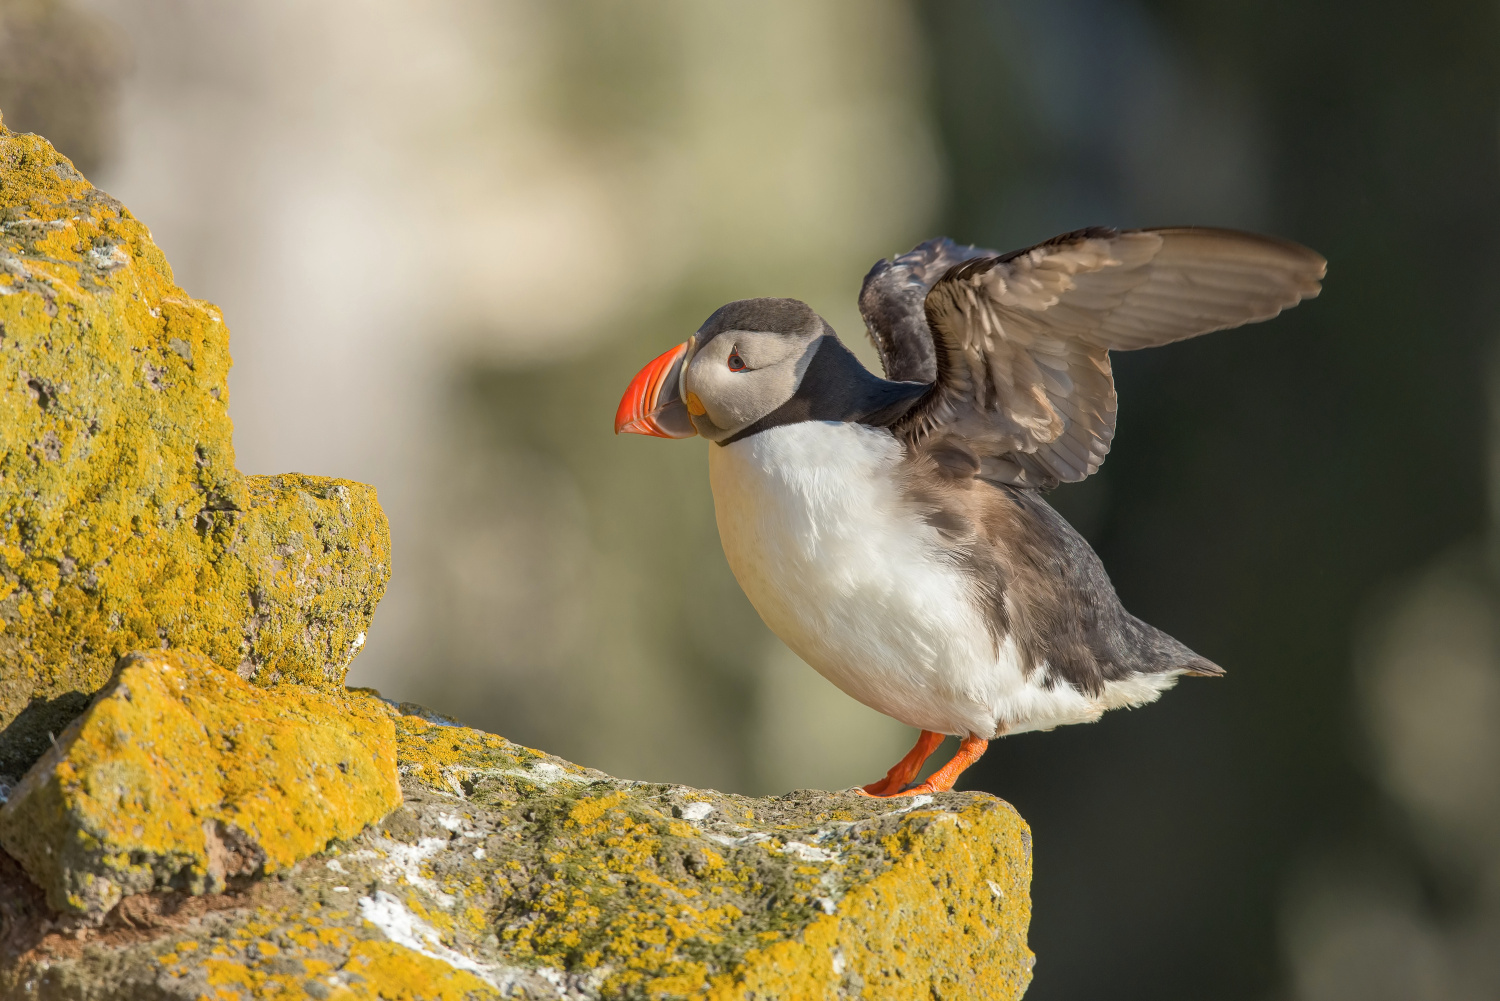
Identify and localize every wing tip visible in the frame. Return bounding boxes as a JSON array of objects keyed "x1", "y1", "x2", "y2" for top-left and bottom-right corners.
[
  {"x1": 1147, "y1": 224, "x2": 1327, "y2": 273},
  {"x1": 1144, "y1": 225, "x2": 1327, "y2": 309}
]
